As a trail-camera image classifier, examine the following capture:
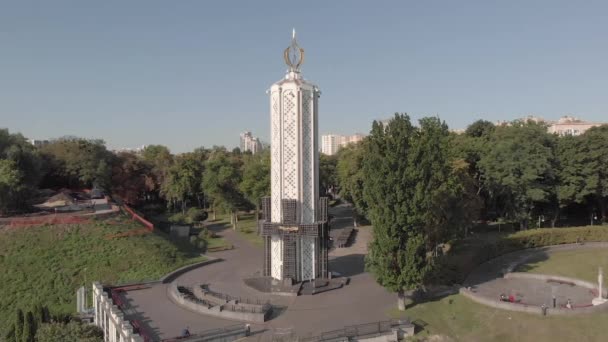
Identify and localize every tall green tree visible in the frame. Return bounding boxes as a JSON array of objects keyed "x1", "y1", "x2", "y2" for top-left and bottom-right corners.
[
  {"x1": 579, "y1": 126, "x2": 608, "y2": 222},
  {"x1": 363, "y1": 114, "x2": 459, "y2": 310},
  {"x1": 478, "y1": 122, "x2": 557, "y2": 228},
  {"x1": 202, "y1": 150, "x2": 245, "y2": 227},
  {"x1": 21, "y1": 311, "x2": 35, "y2": 342},
  {"x1": 39, "y1": 137, "x2": 113, "y2": 189},
  {"x1": 36, "y1": 321, "x2": 103, "y2": 342},
  {"x1": 0, "y1": 160, "x2": 25, "y2": 215},
  {"x1": 240, "y1": 151, "x2": 270, "y2": 225},
  {"x1": 110, "y1": 152, "x2": 151, "y2": 205},
  {"x1": 13, "y1": 309, "x2": 24, "y2": 342},
  {"x1": 140, "y1": 144, "x2": 174, "y2": 200},
  {"x1": 319, "y1": 154, "x2": 338, "y2": 196},
  {"x1": 162, "y1": 153, "x2": 204, "y2": 213},
  {"x1": 336, "y1": 143, "x2": 368, "y2": 218}
]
